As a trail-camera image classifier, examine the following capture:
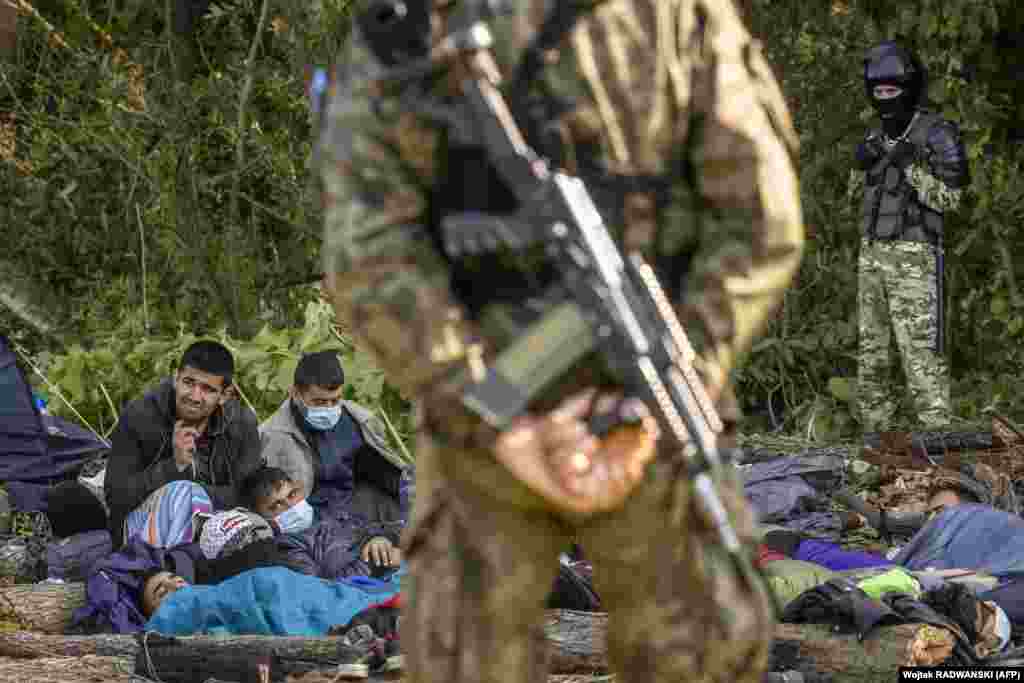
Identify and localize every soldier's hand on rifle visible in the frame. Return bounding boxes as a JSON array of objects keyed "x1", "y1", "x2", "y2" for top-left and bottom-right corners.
[
  {"x1": 855, "y1": 134, "x2": 887, "y2": 170},
  {"x1": 492, "y1": 389, "x2": 660, "y2": 516},
  {"x1": 890, "y1": 139, "x2": 917, "y2": 169}
]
